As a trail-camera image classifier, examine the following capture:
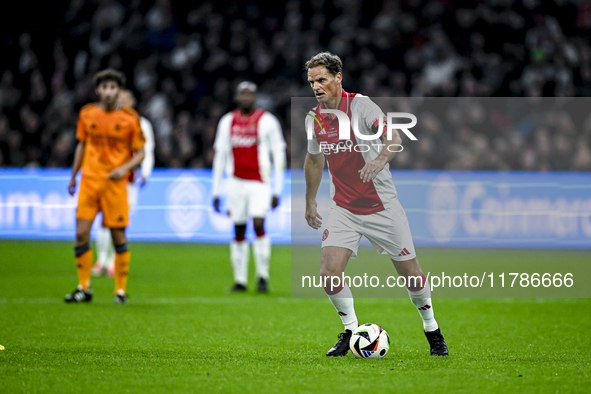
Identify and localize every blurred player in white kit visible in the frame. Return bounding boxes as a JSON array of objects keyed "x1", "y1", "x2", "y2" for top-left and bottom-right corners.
[
  {"x1": 92, "y1": 89, "x2": 155, "y2": 277},
  {"x1": 212, "y1": 81, "x2": 286, "y2": 293}
]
